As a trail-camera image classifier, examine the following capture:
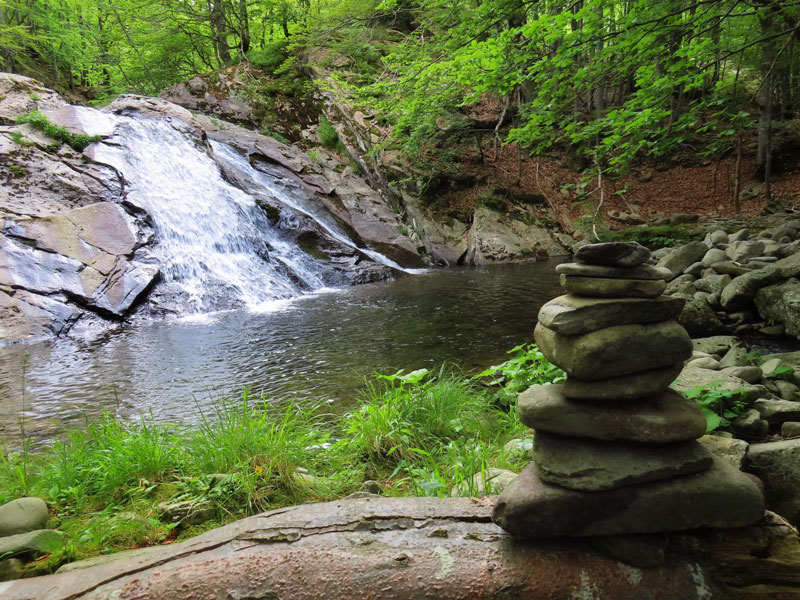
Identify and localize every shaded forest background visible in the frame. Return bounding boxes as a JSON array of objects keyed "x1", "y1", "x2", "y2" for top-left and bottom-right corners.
[{"x1": 2, "y1": 0, "x2": 799, "y2": 204}]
